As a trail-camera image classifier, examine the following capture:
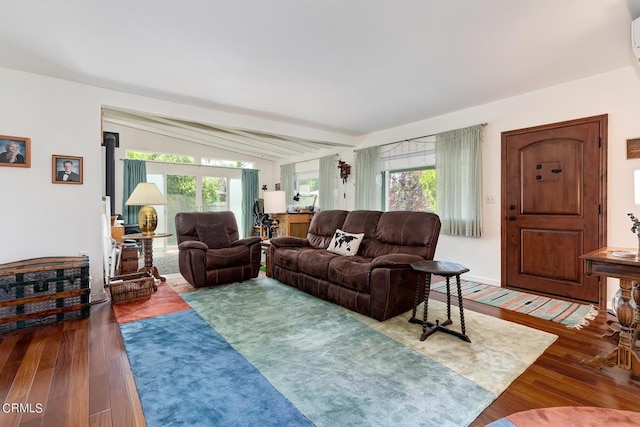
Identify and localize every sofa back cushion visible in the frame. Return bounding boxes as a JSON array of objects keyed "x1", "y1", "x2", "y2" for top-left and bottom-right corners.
[
  {"x1": 341, "y1": 210, "x2": 383, "y2": 255},
  {"x1": 175, "y1": 211, "x2": 240, "y2": 245},
  {"x1": 307, "y1": 210, "x2": 349, "y2": 249},
  {"x1": 363, "y1": 211, "x2": 441, "y2": 259}
]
